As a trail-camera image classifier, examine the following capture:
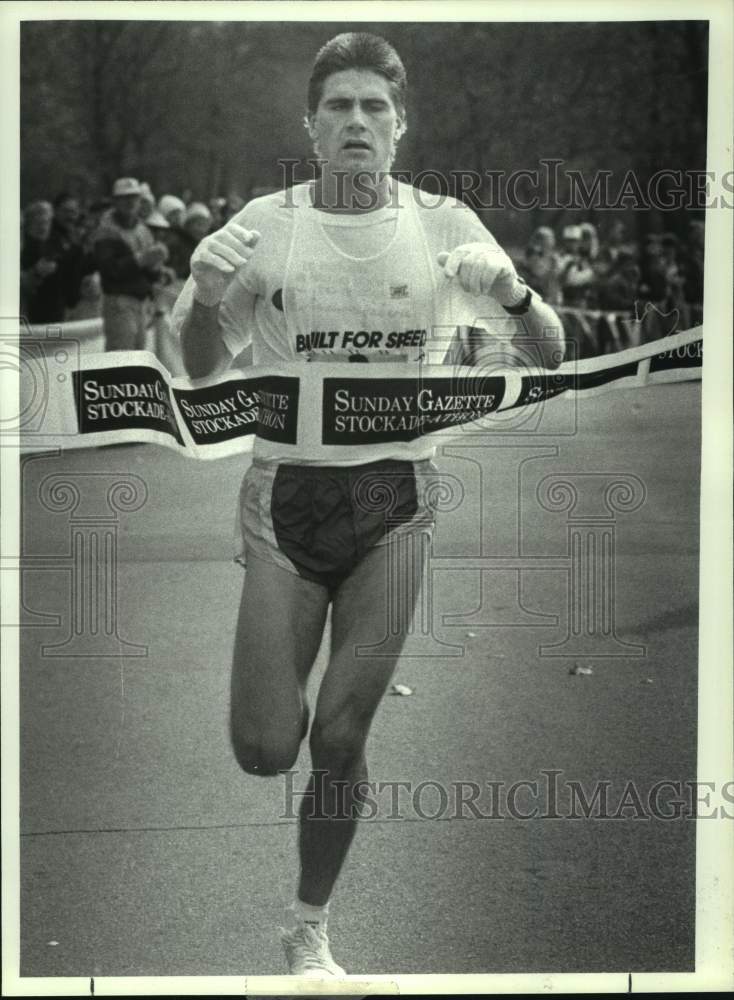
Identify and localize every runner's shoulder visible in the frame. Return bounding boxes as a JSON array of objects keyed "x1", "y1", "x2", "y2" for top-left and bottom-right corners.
[
  {"x1": 402, "y1": 183, "x2": 483, "y2": 220},
  {"x1": 226, "y1": 186, "x2": 303, "y2": 232},
  {"x1": 404, "y1": 185, "x2": 498, "y2": 248}
]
